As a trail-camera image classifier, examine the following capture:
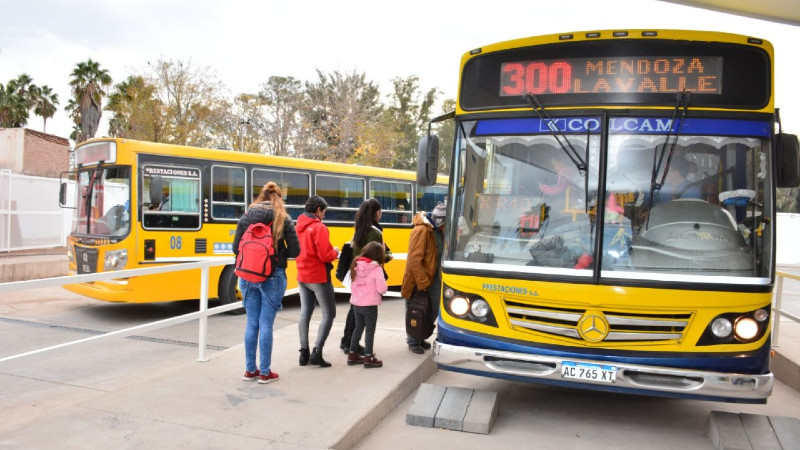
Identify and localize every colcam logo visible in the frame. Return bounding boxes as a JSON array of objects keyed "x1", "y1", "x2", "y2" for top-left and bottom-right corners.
[{"x1": 578, "y1": 313, "x2": 609, "y2": 342}]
